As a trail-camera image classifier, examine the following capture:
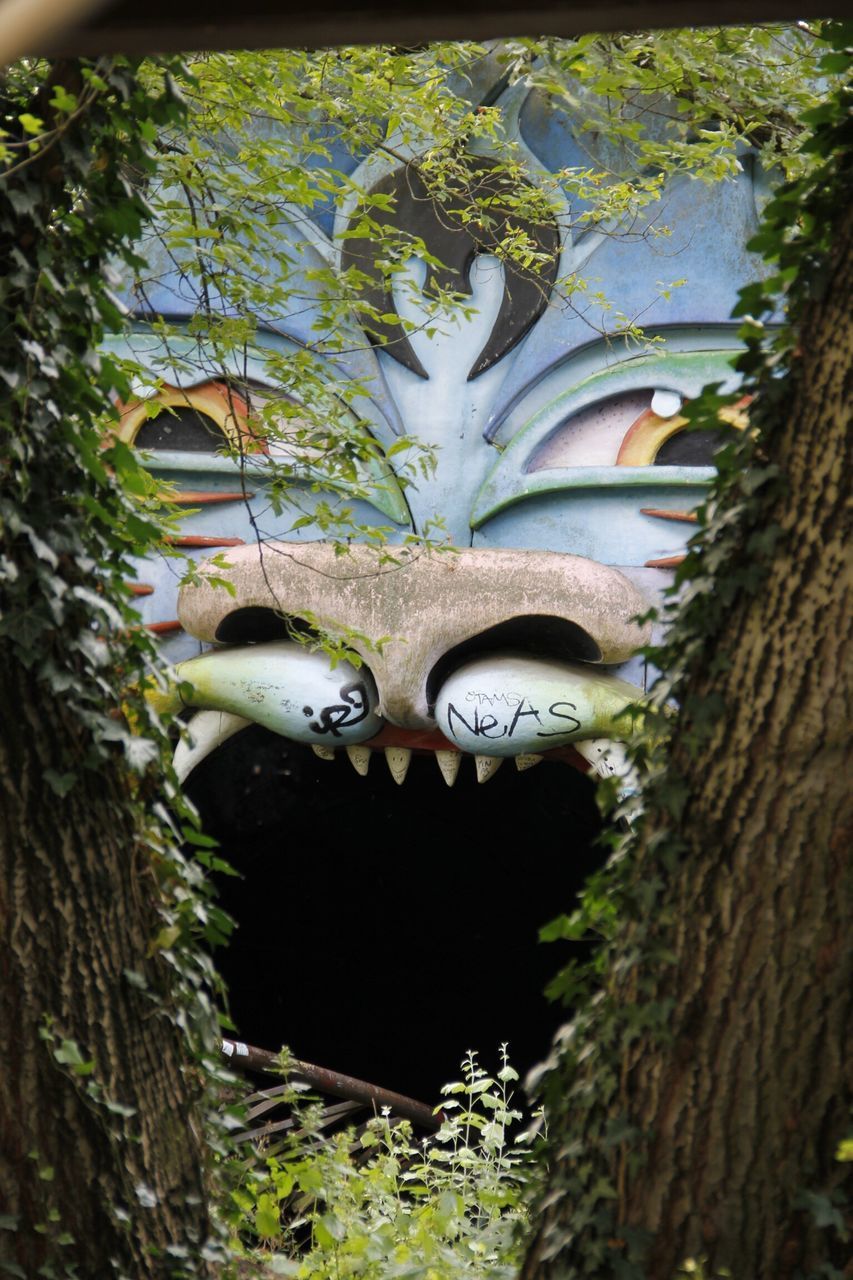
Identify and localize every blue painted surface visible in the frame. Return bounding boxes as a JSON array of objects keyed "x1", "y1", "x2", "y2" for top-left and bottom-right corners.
[
  {"x1": 114, "y1": 65, "x2": 768, "y2": 698},
  {"x1": 472, "y1": 484, "x2": 708, "y2": 566}
]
